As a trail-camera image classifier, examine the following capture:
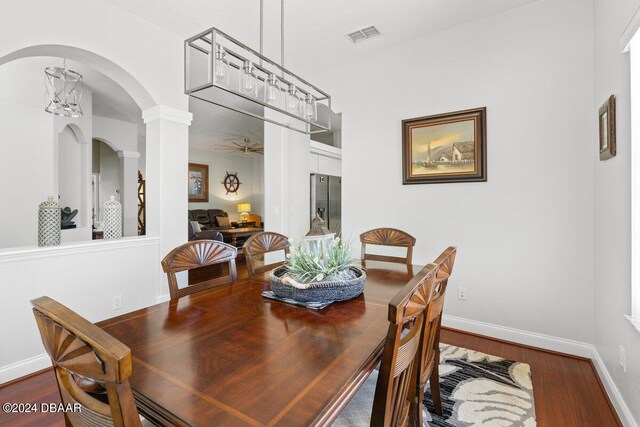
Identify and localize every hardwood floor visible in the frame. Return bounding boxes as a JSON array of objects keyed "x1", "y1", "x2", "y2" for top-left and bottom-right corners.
[
  {"x1": 441, "y1": 328, "x2": 621, "y2": 427},
  {"x1": 0, "y1": 327, "x2": 620, "y2": 426}
]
